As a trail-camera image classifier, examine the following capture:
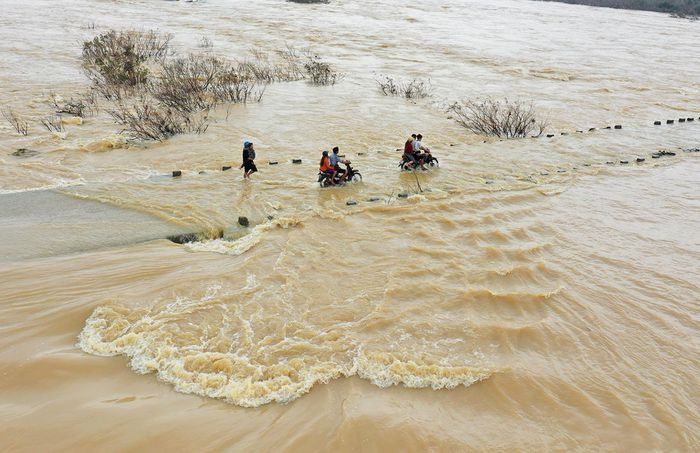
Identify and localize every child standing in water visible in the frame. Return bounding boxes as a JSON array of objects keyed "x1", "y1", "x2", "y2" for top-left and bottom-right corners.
[{"x1": 241, "y1": 141, "x2": 257, "y2": 179}]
